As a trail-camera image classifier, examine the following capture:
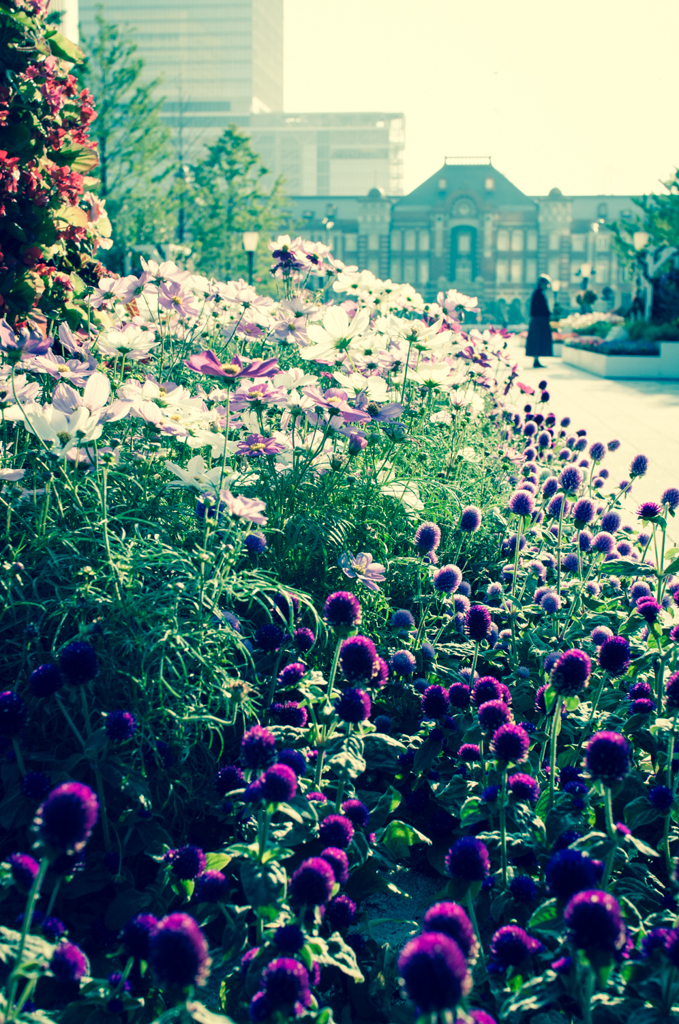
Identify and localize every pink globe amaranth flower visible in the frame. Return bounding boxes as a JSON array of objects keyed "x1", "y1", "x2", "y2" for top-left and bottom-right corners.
[
  {"x1": 241, "y1": 724, "x2": 277, "y2": 769},
  {"x1": 261, "y1": 957, "x2": 310, "y2": 1010},
  {"x1": 51, "y1": 941, "x2": 89, "y2": 984},
  {"x1": 423, "y1": 902, "x2": 478, "y2": 962},
  {"x1": 585, "y1": 731, "x2": 630, "y2": 783},
  {"x1": 564, "y1": 890, "x2": 625, "y2": 956},
  {"x1": 445, "y1": 837, "x2": 490, "y2": 881},
  {"x1": 9, "y1": 852, "x2": 40, "y2": 893},
  {"x1": 478, "y1": 699, "x2": 513, "y2": 734},
  {"x1": 466, "y1": 604, "x2": 492, "y2": 642},
  {"x1": 422, "y1": 684, "x2": 449, "y2": 718},
  {"x1": 335, "y1": 687, "x2": 371, "y2": 723},
  {"x1": 324, "y1": 591, "x2": 362, "y2": 629},
  {"x1": 36, "y1": 782, "x2": 99, "y2": 856},
  {"x1": 261, "y1": 763, "x2": 298, "y2": 803},
  {"x1": 550, "y1": 649, "x2": 591, "y2": 696},
  {"x1": 508, "y1": 773, "x2": 540, "y2": 803},
  {"x1": 321, "y1": 846, "x2": 349, "y2": 884},
  {"x1": 489, "y1": 925, "x2": 541, "y2": 969},
  {"x1": 289, "y1": 857, "x2": 335, "y2": 906},
  {"x1": 339, "y1": 635, "x2": 378, "y2": 683},
  {"x1": 167, "y1": 845, "x2": 206, "y2": 881},
  {"x1": 491, "y1": 723, "x2": 530, "y2": 764},
  {"x1": 148, "y1": 913, "x2": 211, "y2": 989},
  {"x1": 471, "y1": 676, "x2": 503, "y2": 706},
  {"x1": 319, "y1": 814, "x2": 354, "y2": 848},
  {"x1": 398, "y1": 931, "x2": 471, "y2": 1012}
]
